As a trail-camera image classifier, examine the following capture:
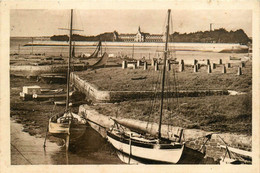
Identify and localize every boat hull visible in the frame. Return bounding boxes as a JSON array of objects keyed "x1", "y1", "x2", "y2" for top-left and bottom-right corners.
[
  {"x1": 107, "y1": 131, "x2": 184, "y2": 164},
  {"x1": 229, "y1": 56, "x2": 241, "y2": 60},
  {"x1": 39, "y1": 73, "x2": 67, "y2": 84},
  {"x1": 49, "y1": 121, "x2": 86, "y2": 141}
]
